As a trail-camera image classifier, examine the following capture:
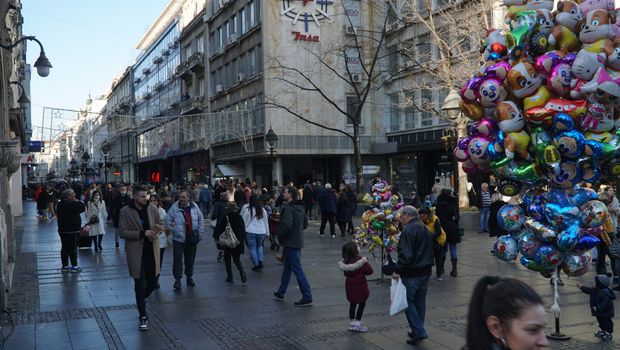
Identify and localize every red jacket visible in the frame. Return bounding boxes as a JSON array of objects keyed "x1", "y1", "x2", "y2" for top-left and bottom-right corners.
[{"x1": 338, "y1": 257, "x2": 373, "y2": 304}]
